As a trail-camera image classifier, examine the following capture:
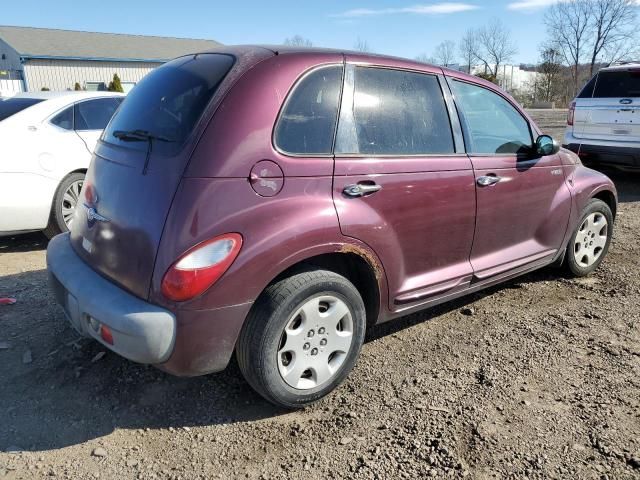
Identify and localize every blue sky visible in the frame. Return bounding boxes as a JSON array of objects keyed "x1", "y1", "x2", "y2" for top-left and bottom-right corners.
[{"x1": 0, "y1": 1, "x2": 603, "y2": 64}]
